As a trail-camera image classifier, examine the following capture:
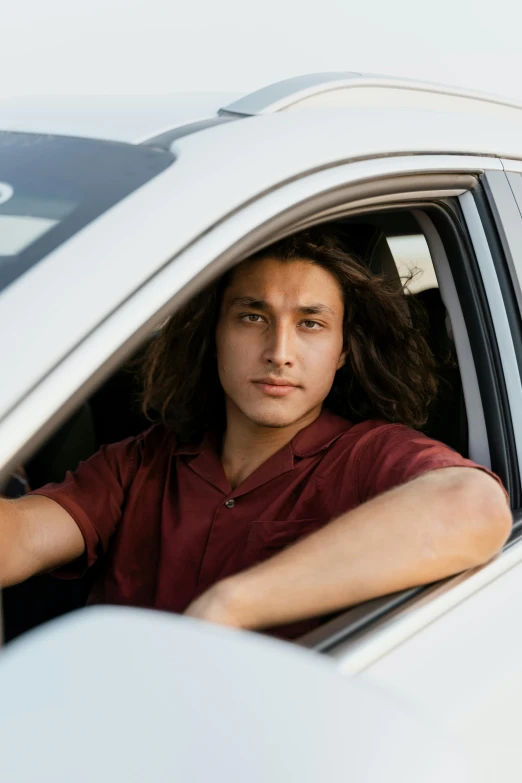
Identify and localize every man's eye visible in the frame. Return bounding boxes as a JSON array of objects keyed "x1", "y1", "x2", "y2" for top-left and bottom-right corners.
[
  {"x1": 301, "y1": 320, "x2": 321, "y2": 329},
  {"x1": 241, "y1": 314, "x2": 264, "y2": 323}
]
